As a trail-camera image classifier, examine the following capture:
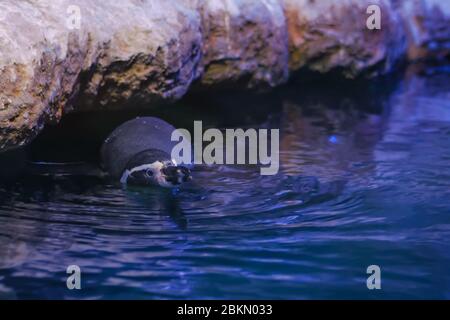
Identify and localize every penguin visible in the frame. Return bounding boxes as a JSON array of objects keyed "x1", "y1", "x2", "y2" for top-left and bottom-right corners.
[{"x1": 100, "y1": 117, "x2": 192, "y2": 188}]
